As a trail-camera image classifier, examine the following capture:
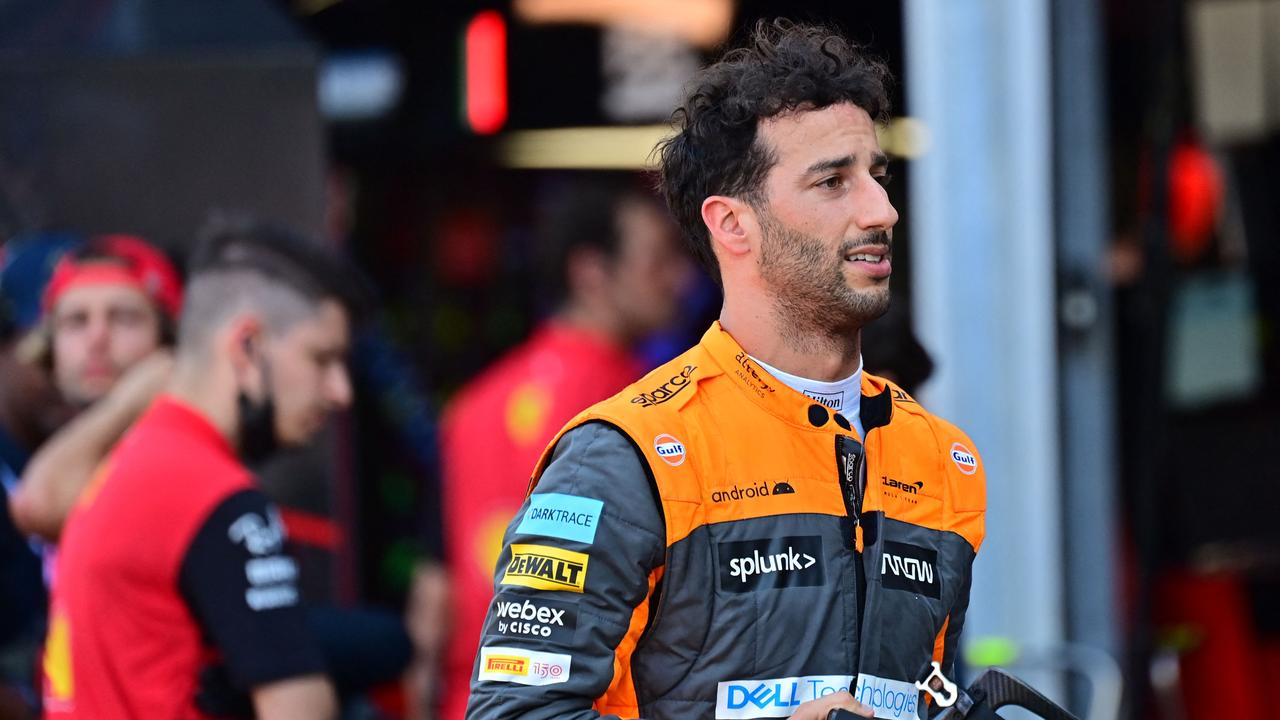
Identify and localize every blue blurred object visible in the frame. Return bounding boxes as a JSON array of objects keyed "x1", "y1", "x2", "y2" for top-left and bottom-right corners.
[{"x1": 0, "y1": 231, "x2": 83, "y2": 335}]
